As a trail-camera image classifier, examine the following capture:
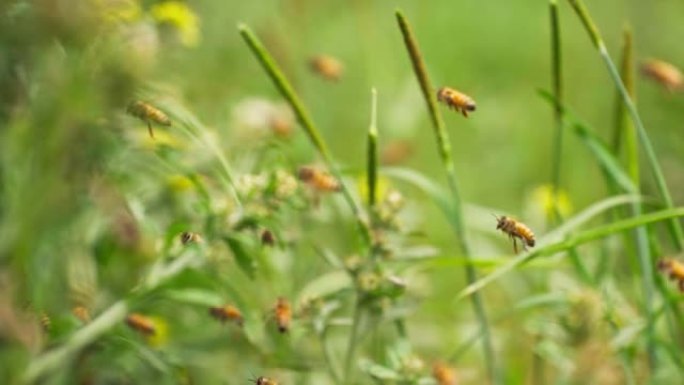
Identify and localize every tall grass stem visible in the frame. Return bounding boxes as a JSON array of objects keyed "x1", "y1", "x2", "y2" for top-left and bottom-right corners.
[{"x1": 395, "y1": 10, "x2": 499, "y2": 384}]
